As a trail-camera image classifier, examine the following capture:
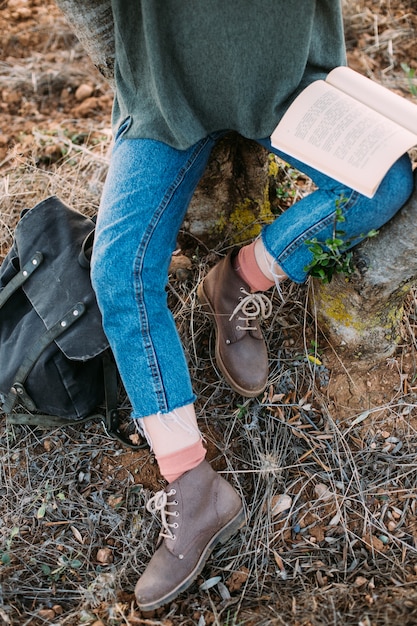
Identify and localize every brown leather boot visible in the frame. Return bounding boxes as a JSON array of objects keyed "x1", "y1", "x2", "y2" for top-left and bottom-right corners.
[
  {"x1": 135, "y1": 460, "x2": 245, "y2": 611},
  {"x1": 197, "y1": 249, "x2": 272, "y2": 397}
]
